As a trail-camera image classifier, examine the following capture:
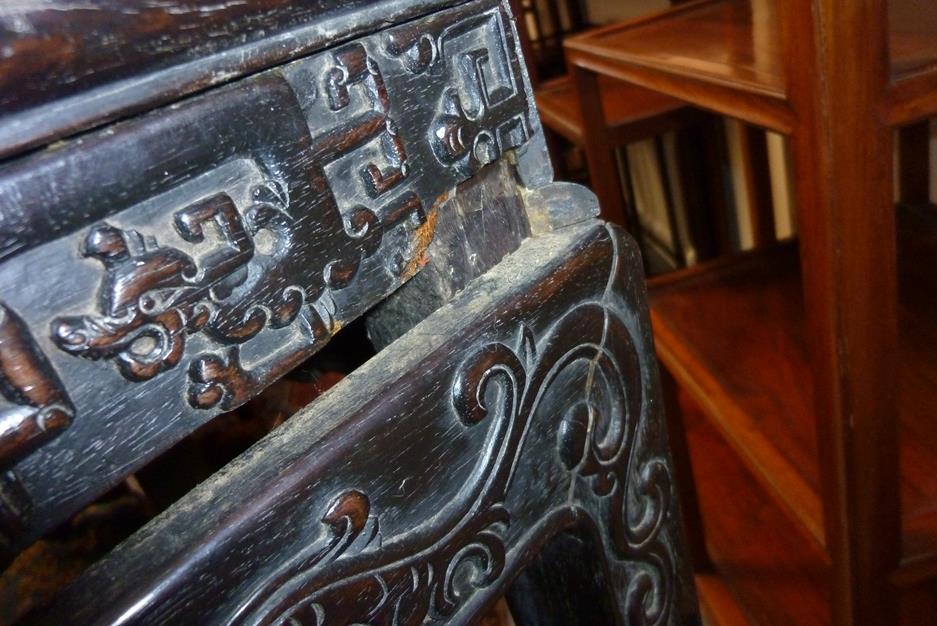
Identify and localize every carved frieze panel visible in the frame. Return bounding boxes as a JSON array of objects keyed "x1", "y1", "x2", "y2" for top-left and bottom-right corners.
[
  {"x1": 0, "y1": 0, "x2": 537, "y2": 553},
  {"x1": 37, "y1": 223, "x2": 697, "y2": 626}
]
